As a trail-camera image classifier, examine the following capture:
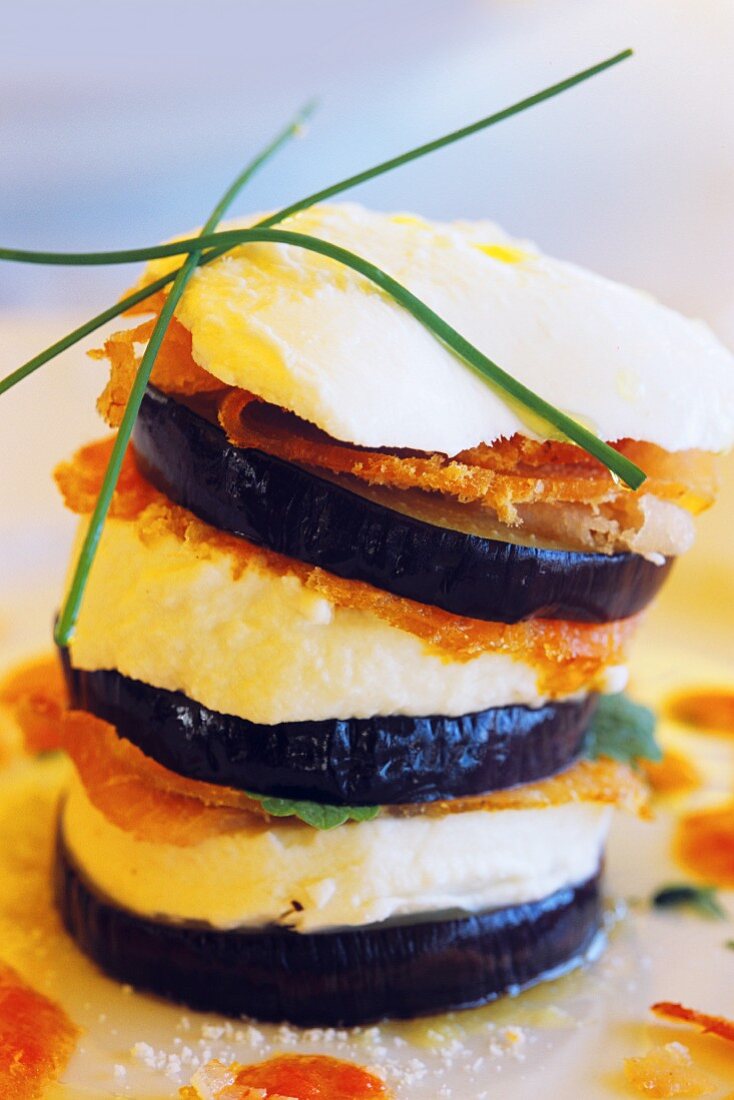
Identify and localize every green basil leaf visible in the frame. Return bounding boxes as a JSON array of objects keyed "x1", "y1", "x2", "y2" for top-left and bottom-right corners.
[
  {"x1": 586, "y1": 693, "x2": 662, "y2": 766},
  {"x1": 246, "y1": 792, "x2": 380, "y2": 830},
  {"x1": 652, "y1": 883, "x2": 726, "y2": 920}
]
